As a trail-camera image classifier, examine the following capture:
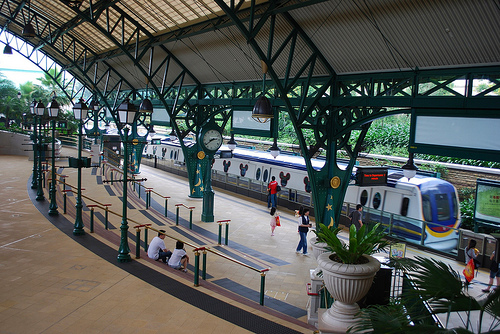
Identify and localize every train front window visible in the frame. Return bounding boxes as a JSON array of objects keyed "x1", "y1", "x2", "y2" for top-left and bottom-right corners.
[
  {"x1": 435, "y1": 193, "x2": 450, "y2": 221},
  {"x1": 452, "y1": 194, "x2": 458, "y2": 219},
  {"x1": 422, "y1": 195, "x2": 432, "y2": 221}
]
